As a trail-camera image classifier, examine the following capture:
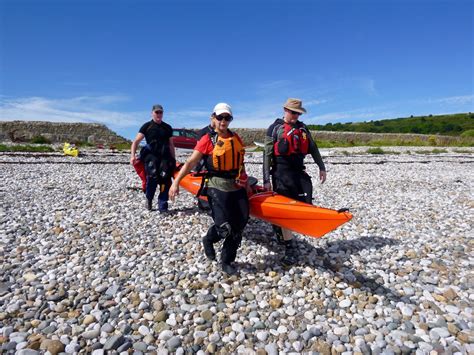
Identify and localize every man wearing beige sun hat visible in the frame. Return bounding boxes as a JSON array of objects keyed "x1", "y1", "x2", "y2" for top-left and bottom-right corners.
[{"x1": 263, "y1": 98, "x2": 327, "y2": 265}]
